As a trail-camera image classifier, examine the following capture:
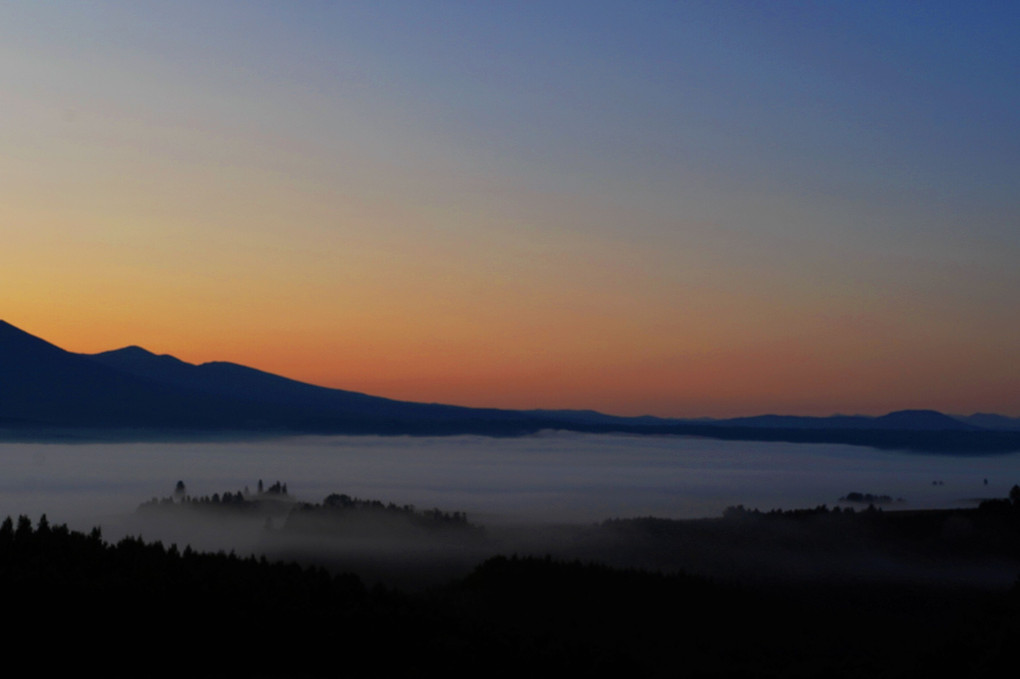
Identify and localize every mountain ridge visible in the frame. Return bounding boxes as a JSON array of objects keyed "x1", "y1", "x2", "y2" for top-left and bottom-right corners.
[{"x1": 2, "y1": 320, "x2": 1019, "y2": 451}]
